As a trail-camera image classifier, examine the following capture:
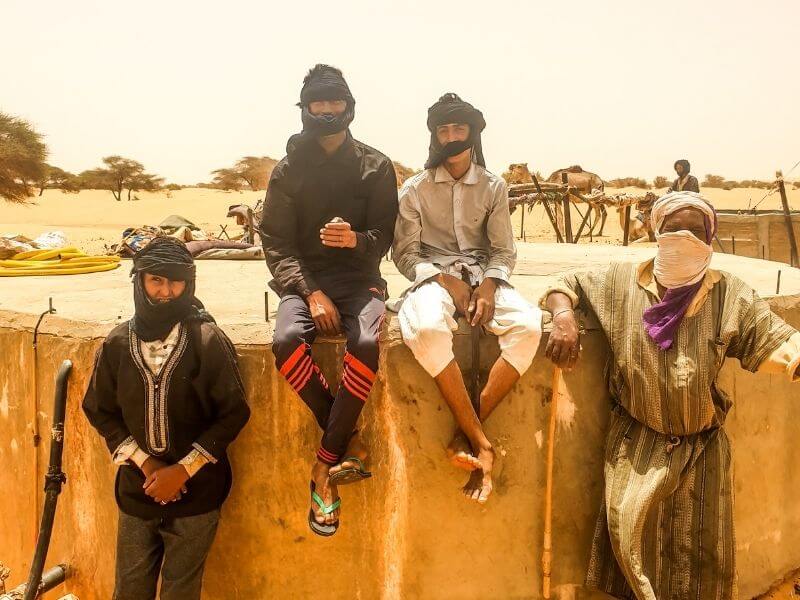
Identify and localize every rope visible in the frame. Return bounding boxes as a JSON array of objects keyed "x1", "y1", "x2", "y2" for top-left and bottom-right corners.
[{"x1": 0, "y1": 247, "x2": 121, "y2": 276}]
